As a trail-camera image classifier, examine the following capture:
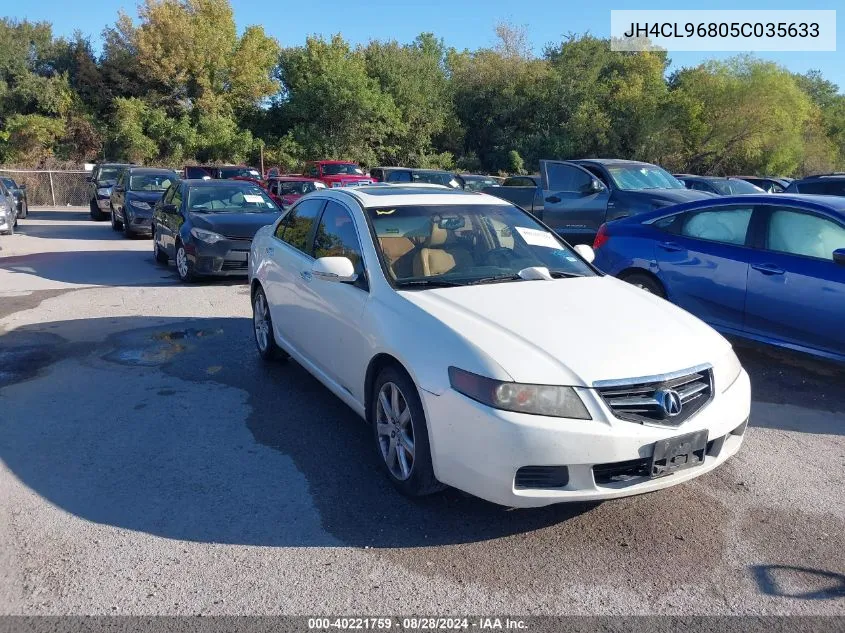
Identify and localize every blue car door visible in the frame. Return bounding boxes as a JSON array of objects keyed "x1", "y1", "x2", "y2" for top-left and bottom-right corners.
[
  {"x1": 652, "y1": 204, "x2": 755, "y2": 333},
  {"x1": 744, "y1": 205, "x2": 845, "y2": 357}
]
